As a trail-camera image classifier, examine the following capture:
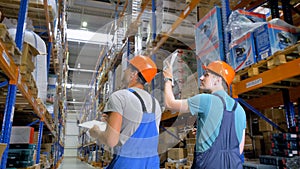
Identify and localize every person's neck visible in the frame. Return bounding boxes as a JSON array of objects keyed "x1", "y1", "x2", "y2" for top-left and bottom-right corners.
[
  {"x1": 128, "y1": 82, "x2": 144, "y2": 89},
  {"x1": 211, "y1": 86, "x2": 224, "y2": 93}
]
